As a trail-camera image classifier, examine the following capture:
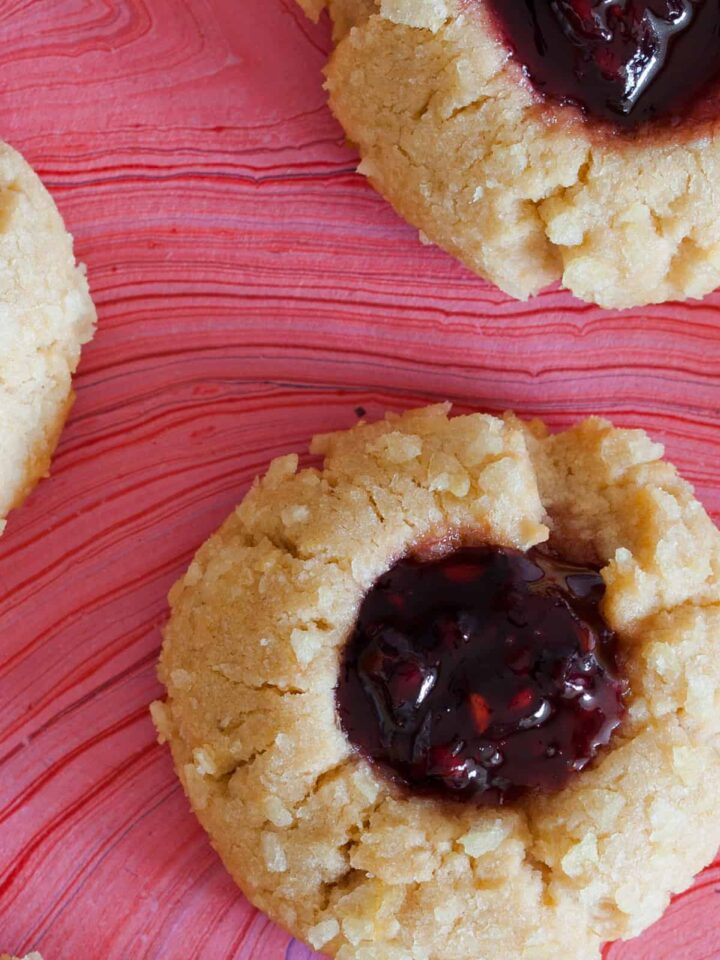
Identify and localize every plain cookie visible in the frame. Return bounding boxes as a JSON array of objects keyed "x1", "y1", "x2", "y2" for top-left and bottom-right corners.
[
  {"x1": 297, "y1": 0, "x2": 720, "y2": 308},
  {"x1": 0, "y1": 140, "x2": 96, "y2": 534},
  {"x1": 154, "y1": 404, "x2": 720, "y2": 960}
]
